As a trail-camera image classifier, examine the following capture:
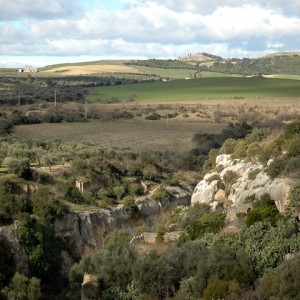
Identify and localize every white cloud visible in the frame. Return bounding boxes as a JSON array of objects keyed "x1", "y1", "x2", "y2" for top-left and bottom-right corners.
[
  {"x1": 0, "y1": 0, "x2": 81, "y2": 20},
  {"x1": 1, "y1": 0, "x2": 300, "y2": 66}
]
